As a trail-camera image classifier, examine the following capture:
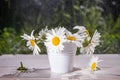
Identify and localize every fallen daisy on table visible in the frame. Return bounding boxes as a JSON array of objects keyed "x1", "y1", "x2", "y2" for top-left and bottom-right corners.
[
  {"x1": 62, "y1": 56, "x2": 103, "y2": 79},
  {"x1": 89, "y1": 56, "x2": 103, "y2": 71}
]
